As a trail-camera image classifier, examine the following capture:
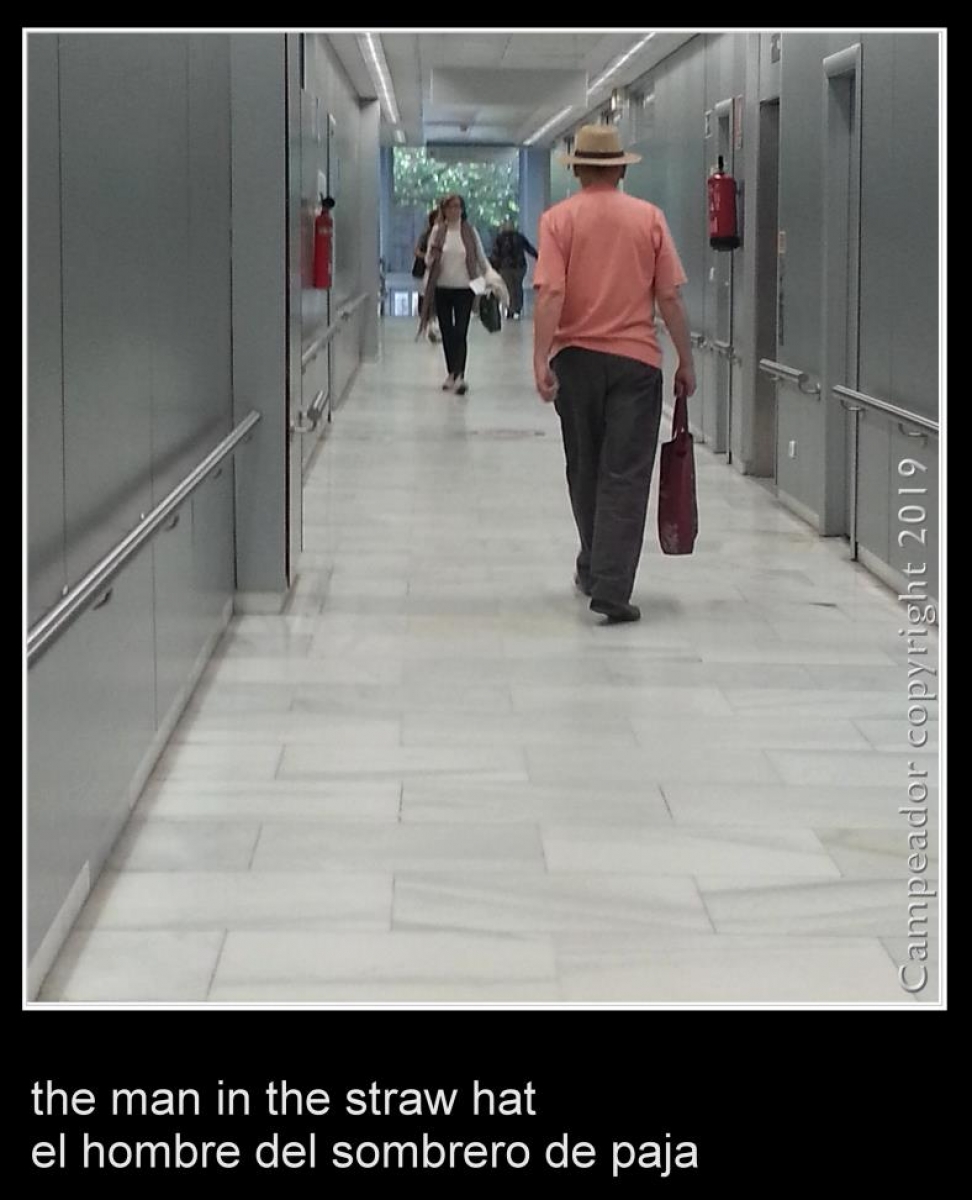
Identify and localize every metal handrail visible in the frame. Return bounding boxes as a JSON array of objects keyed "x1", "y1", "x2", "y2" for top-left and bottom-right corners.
[
  {"x1": 307, "y1": 388, "x2": 328, "y2": 422},
  {"x1": 713, "y1": 339, "x2": 740, "y2": 364},
  {"x1": 340, "y1": 292, "x2": 370, "y2": 318},
  {"x1": 690, "y1": 331, "x2": 708, "y2": 349},
  {"x1": 300, "y1": 292, "x2": 370, "y2": 370},
  {"x1": 27, "y1": 410, "x2": 262, "y2": 669},
  {"x1": 294, "y1": 388, "x2": 328, "y2": 434},
  {"x1": 832, "y1": 385, "x2": 939, "y2": 434},
  {"x1": 758, "y1": 358, "x2": 821, "y2": 396}
]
